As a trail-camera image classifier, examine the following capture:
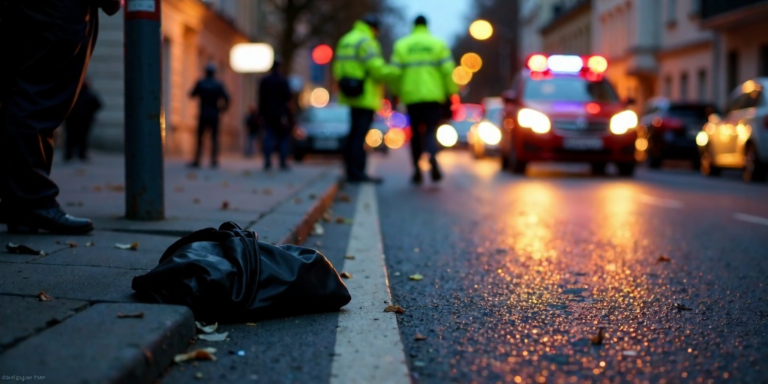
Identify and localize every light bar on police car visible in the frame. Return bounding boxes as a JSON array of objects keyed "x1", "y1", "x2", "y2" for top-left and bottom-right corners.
[{"x1": 526, "y1": 54, "x2": 608, "y2": 75}]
